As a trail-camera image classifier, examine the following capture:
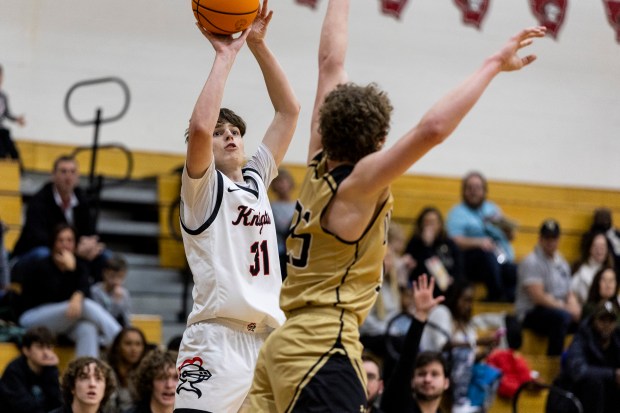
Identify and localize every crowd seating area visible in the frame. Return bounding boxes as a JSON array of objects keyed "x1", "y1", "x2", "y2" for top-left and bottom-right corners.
[
  {"x1": 1, "y1": 142, "x2": 171, "y2": 371},
  {"x1": 3, "y1": 139, "x2": 620, "y2": 412},
  {"x1": 0, "y1": 314, "x2": 162, "y2": 375}
]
